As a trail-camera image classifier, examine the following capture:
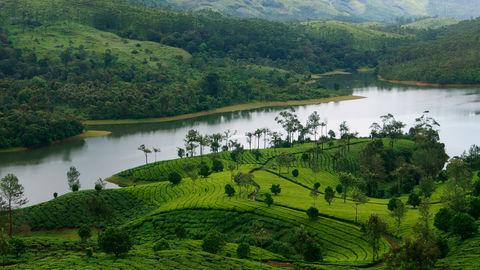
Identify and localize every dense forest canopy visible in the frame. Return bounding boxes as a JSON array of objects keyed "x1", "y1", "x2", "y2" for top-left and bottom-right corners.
[{"x1": 378, "y1": 18, "x2": 480, "y2": 84}]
